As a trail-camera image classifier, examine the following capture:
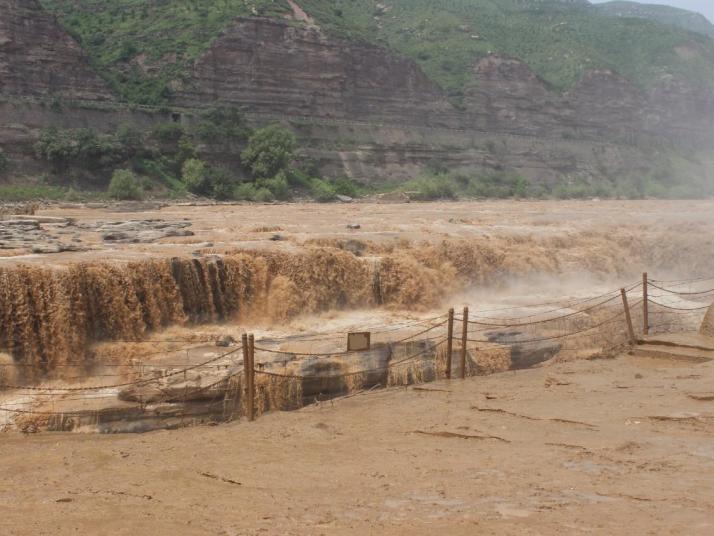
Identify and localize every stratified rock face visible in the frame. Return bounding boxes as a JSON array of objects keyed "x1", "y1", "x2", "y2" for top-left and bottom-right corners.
[
  {"x1": 177, "y1": 18, "x2": 455, "y2": 124},
  {"x1": 567, "y1": 69, "x2": 645, "y2": 142},
  {"x1": 465, "y1": 55, "x2": 562, "y2": 136},
  {"x1": 647, "y1": 76, "x2": 714, "y2": 143},
  {"x1": 180, "y1": 20, "x2": 714, "y2": 149},
  {"x1": 0, "y1": 0, "x2": 112, "y2": 100},
  {"x1": 465, "y1": 55, "x2": 714, "y2": 146}
]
